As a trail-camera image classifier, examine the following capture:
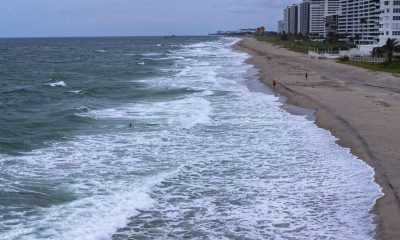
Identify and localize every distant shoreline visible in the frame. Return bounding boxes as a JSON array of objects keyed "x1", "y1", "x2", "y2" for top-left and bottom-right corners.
[{"x1": 234, "y1": 37, "x2": 400, "y2": 240}]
